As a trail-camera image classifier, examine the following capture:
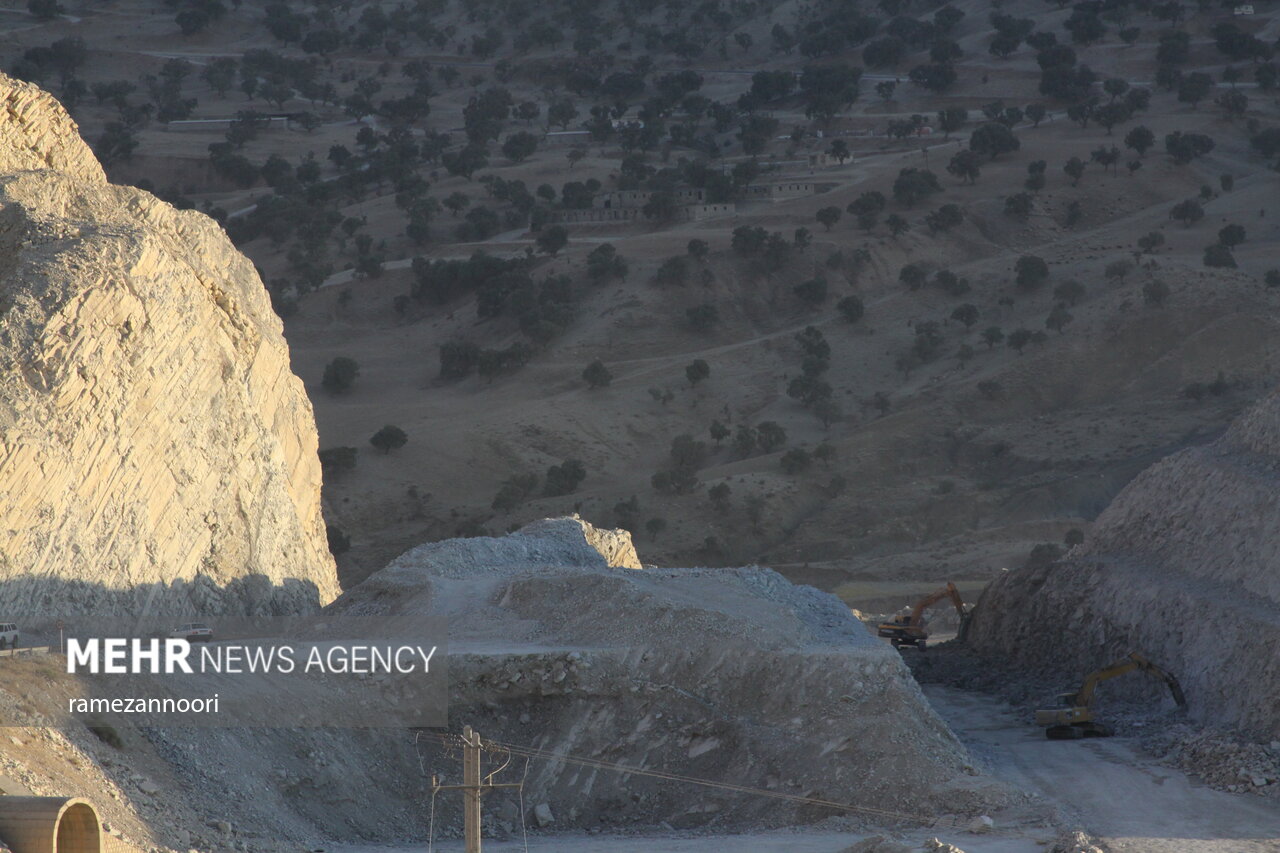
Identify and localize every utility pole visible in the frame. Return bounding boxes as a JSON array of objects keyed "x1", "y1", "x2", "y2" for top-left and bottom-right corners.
[
  {"x1": 462, "y1": 727, "x2": 481, "y2": 852},
  {"x1": 432, "y1": 727, "x2": 524, "y2": 853}
]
